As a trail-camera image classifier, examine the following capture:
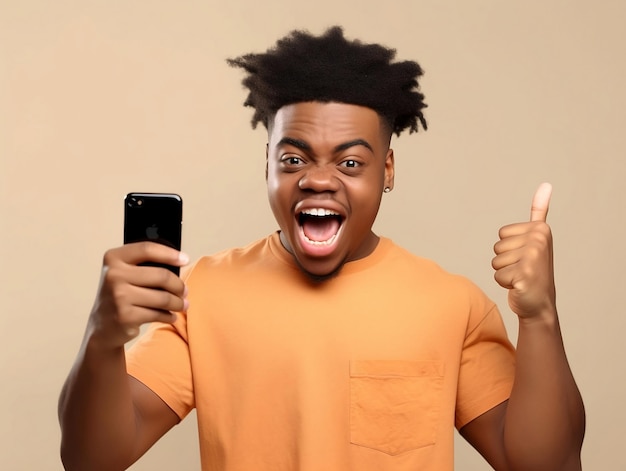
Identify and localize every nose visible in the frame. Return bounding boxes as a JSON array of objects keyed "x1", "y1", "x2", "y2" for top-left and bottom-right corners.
[{"x1": 298, "y1": 165, "x2": 340, "y2": 192}]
